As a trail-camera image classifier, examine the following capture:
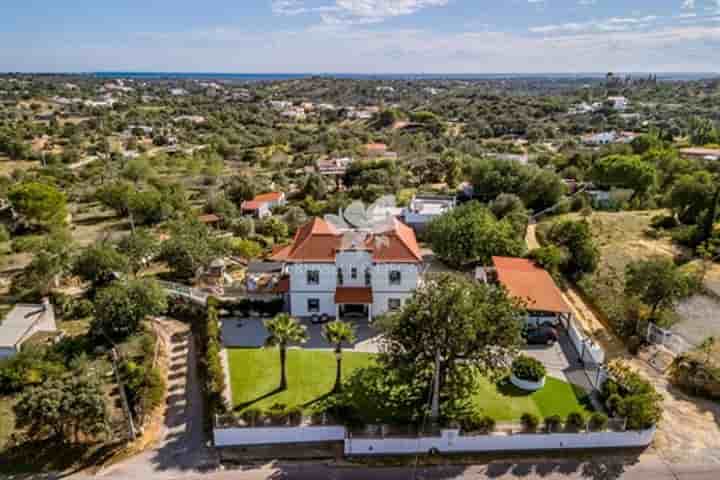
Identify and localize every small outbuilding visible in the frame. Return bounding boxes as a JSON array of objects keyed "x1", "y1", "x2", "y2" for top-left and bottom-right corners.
[{"x1": 477, "y1": 256, "x2": 571, "y2": 326}]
